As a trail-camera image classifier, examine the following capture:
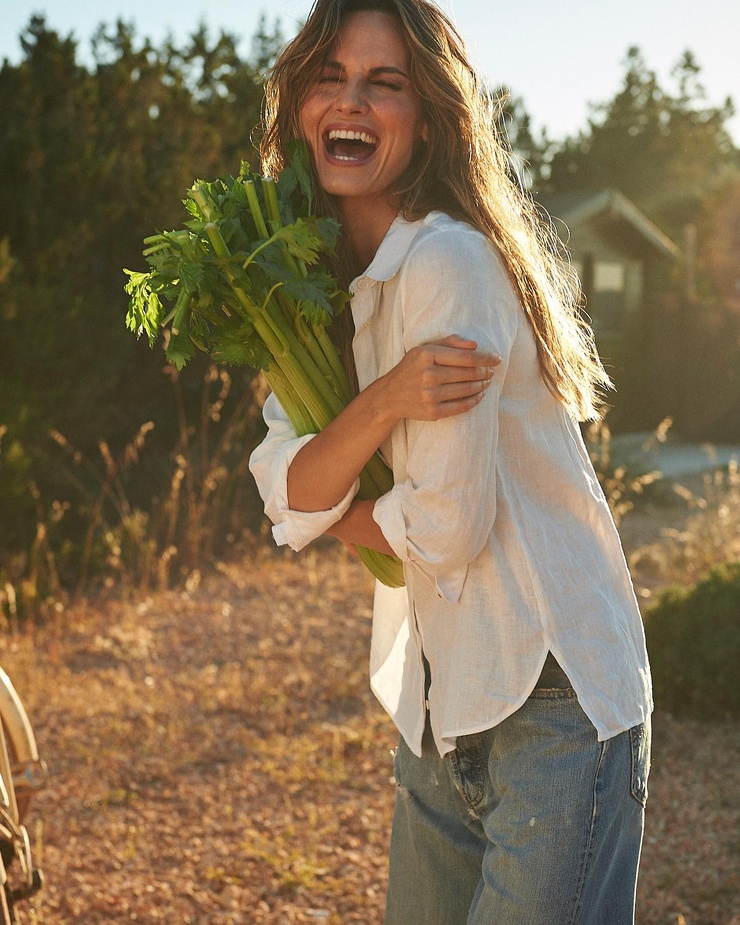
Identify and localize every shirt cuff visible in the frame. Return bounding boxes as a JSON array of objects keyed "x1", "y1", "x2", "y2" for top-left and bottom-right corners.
[
  {"x1": 271, "y1": 435, "x2": 360, "y2": 552},
  {"x1": 372, "y1": 486, "x2": 468, "y2": 603}
]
